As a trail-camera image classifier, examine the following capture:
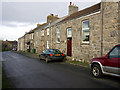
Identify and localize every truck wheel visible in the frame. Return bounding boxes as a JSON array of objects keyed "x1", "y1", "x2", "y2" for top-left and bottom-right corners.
[{"x1": 92, "y1": 64, "x2": 103, "y2": 78}]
